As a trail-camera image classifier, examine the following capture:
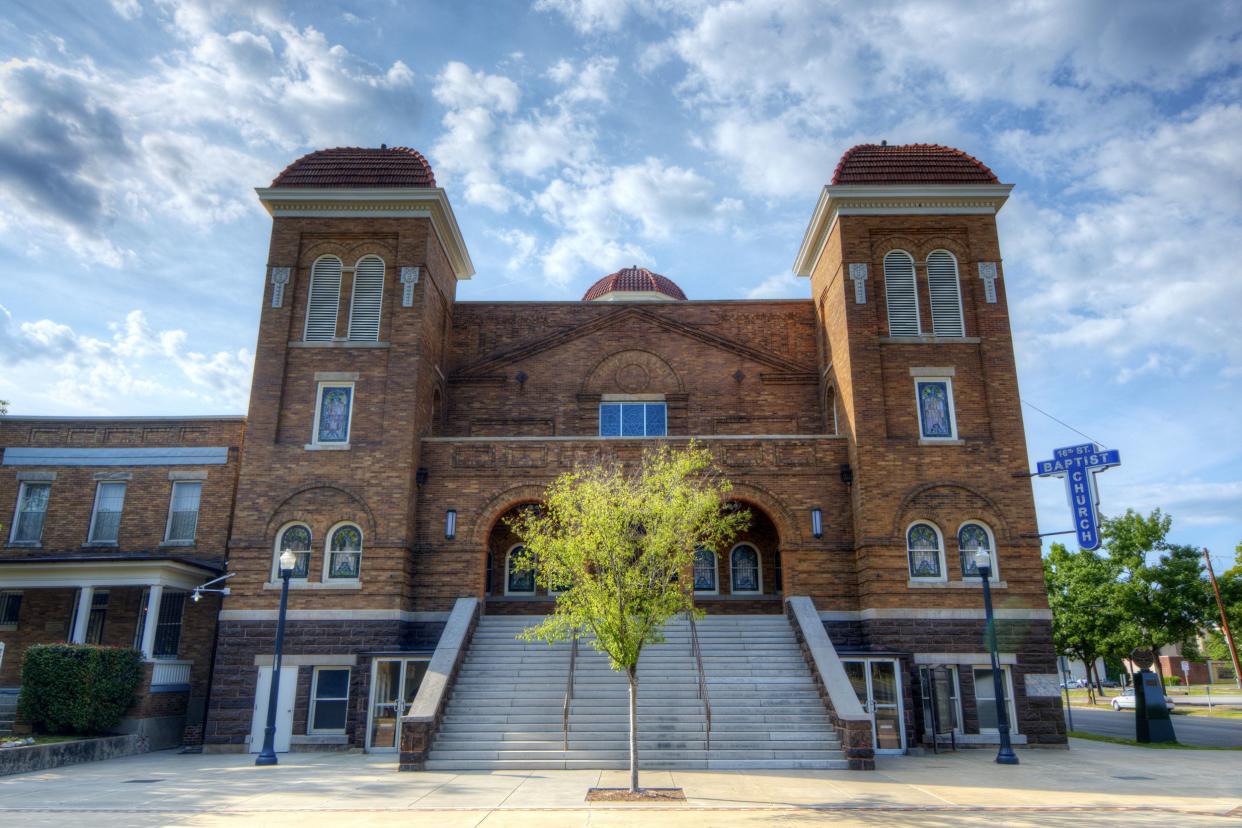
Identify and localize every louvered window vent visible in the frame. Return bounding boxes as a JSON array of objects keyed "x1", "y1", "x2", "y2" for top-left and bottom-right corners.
[
  {"x1": 927, "y1": 250, "x2": 965, "y2": 337},
  {"x1": 883, "y1": 251, "x2": 919, "y2": 336},
  {"x1": 305, "y1": 256, "x2": 343, "y2": 341},
  {"x1": 347, "y1": 256, "x2": 385, "y2": 342}
]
